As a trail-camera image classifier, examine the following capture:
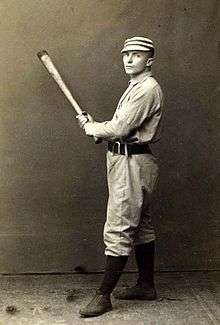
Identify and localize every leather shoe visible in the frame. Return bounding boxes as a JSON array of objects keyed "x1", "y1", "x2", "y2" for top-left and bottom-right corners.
[
  {"x1": 113, "y1": 284, "x2": 157, "y2": 300},
  {"x1": 79, "y1": 292, "x2": 112, "y2": 317}
]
